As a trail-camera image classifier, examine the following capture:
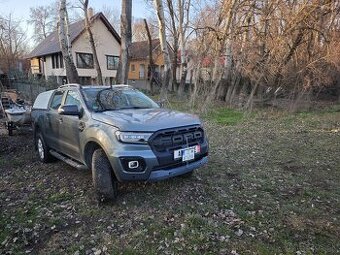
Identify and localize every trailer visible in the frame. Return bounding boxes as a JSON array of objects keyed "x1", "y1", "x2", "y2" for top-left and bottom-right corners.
[{"x1": 0, "y1": 90, "x2": 32, "y2": 136}]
